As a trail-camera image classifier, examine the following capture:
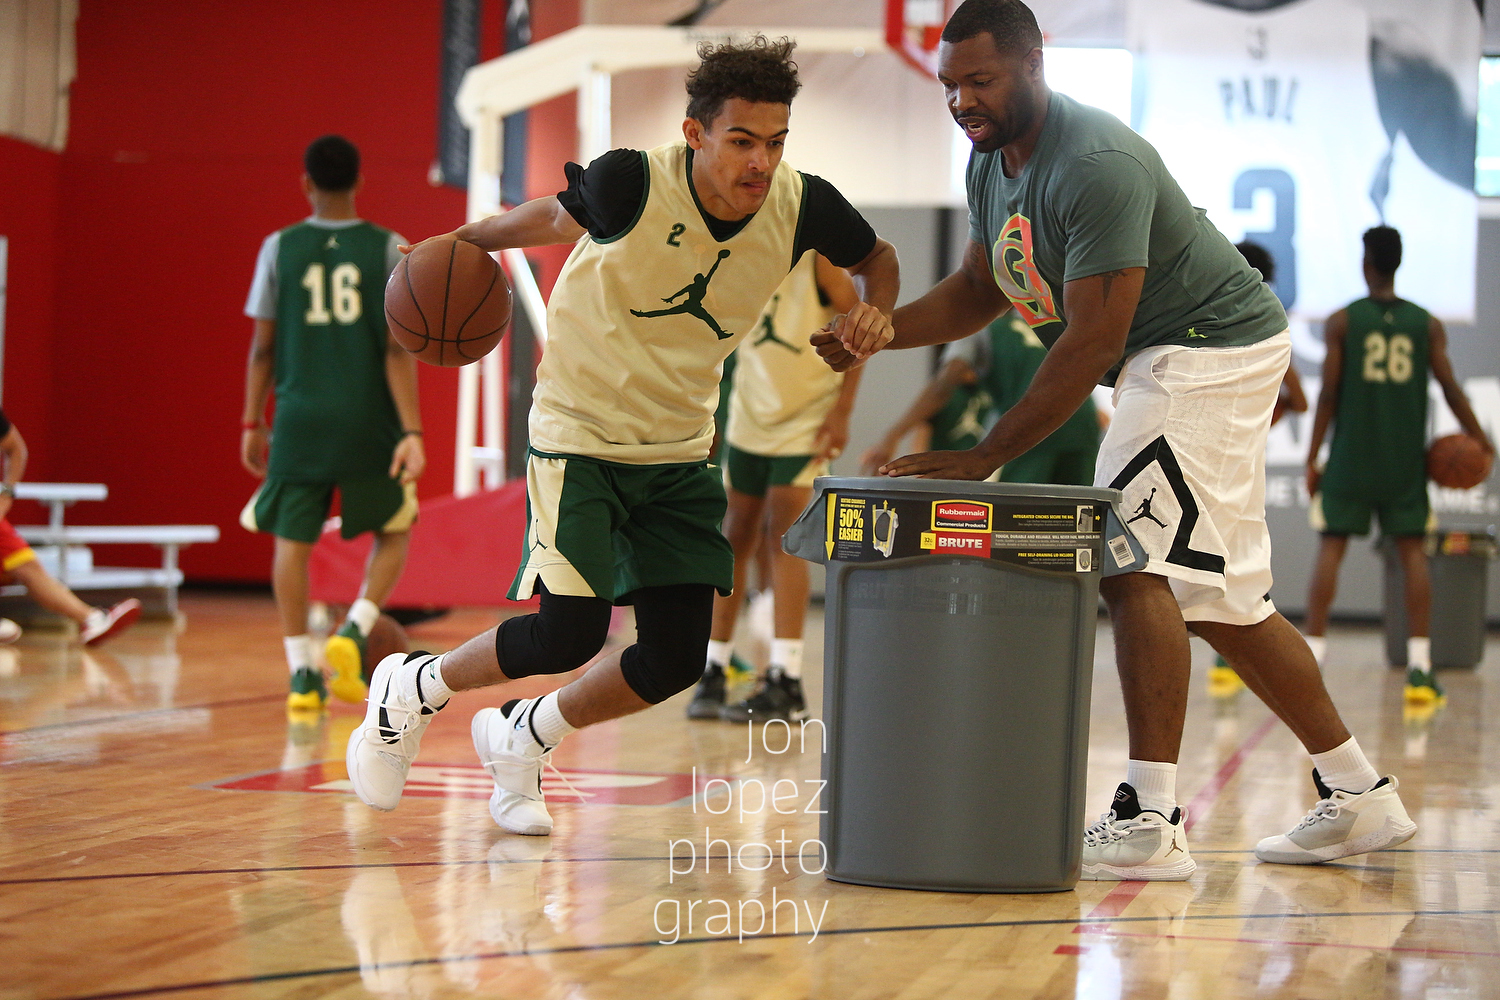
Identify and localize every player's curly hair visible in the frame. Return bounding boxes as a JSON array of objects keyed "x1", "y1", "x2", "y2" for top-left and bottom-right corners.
[
  {"x1": 941, "y1": 0, "x2": 1044, "y2": 56},
  {"x1": 685, "y1": 35, "x2": 801, "y2": 127},
  {"x1": 1363, "y1": 226, "x2": 1403, "y2": 275}
]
